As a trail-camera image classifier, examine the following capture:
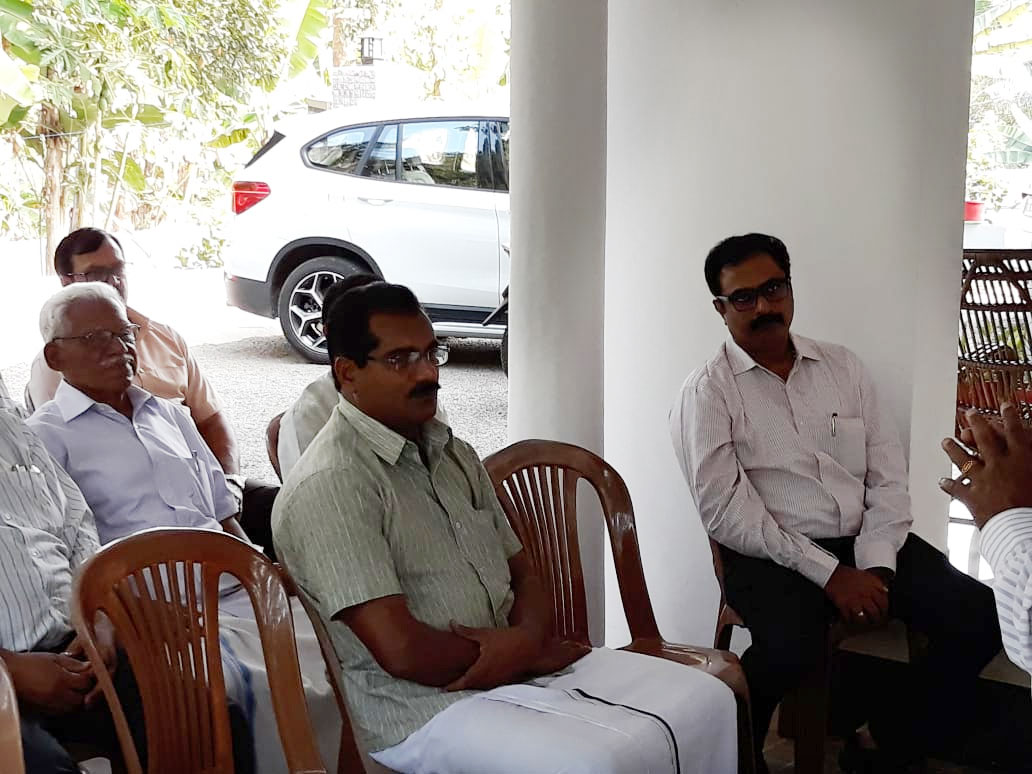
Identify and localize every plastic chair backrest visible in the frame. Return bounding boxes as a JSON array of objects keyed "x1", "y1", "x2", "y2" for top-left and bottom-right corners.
[
  {"x1": 71, "y1": 528, "x2": 326, "y2": 774},
  {"x1": 483, "y1": 439, "x2": 662, "y2": 645}
]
